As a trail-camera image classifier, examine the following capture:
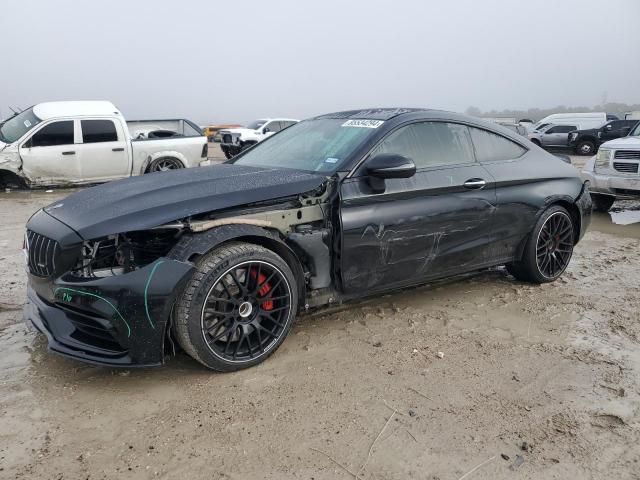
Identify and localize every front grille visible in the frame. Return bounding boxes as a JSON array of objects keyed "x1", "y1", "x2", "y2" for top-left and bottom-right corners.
[
  {"x1": 613, "y1": 162, "x2": 639, "y2": 174},
  {"x1": 26, "y1": 230, "x2": 59, "y2": 277},
  {"x1": 222, "y1": 134, "x2": 232, "y2": 144},
  {"x1": 614, "y1": 150, "x2": 640, "y2": 160}
]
